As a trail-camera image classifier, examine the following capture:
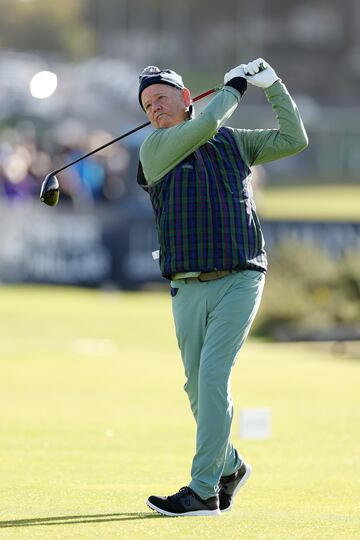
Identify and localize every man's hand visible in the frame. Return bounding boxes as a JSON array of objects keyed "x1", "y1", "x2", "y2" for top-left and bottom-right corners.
[
  {"x1": 223, "y1": 65, "x2": 247, "y2": 97},
  {"x1": 224, "y1": 65, "x2": 246, "y2": 85},
  {"x1": 243, "y1": 58, "x2": 279, "y2": 88}
]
